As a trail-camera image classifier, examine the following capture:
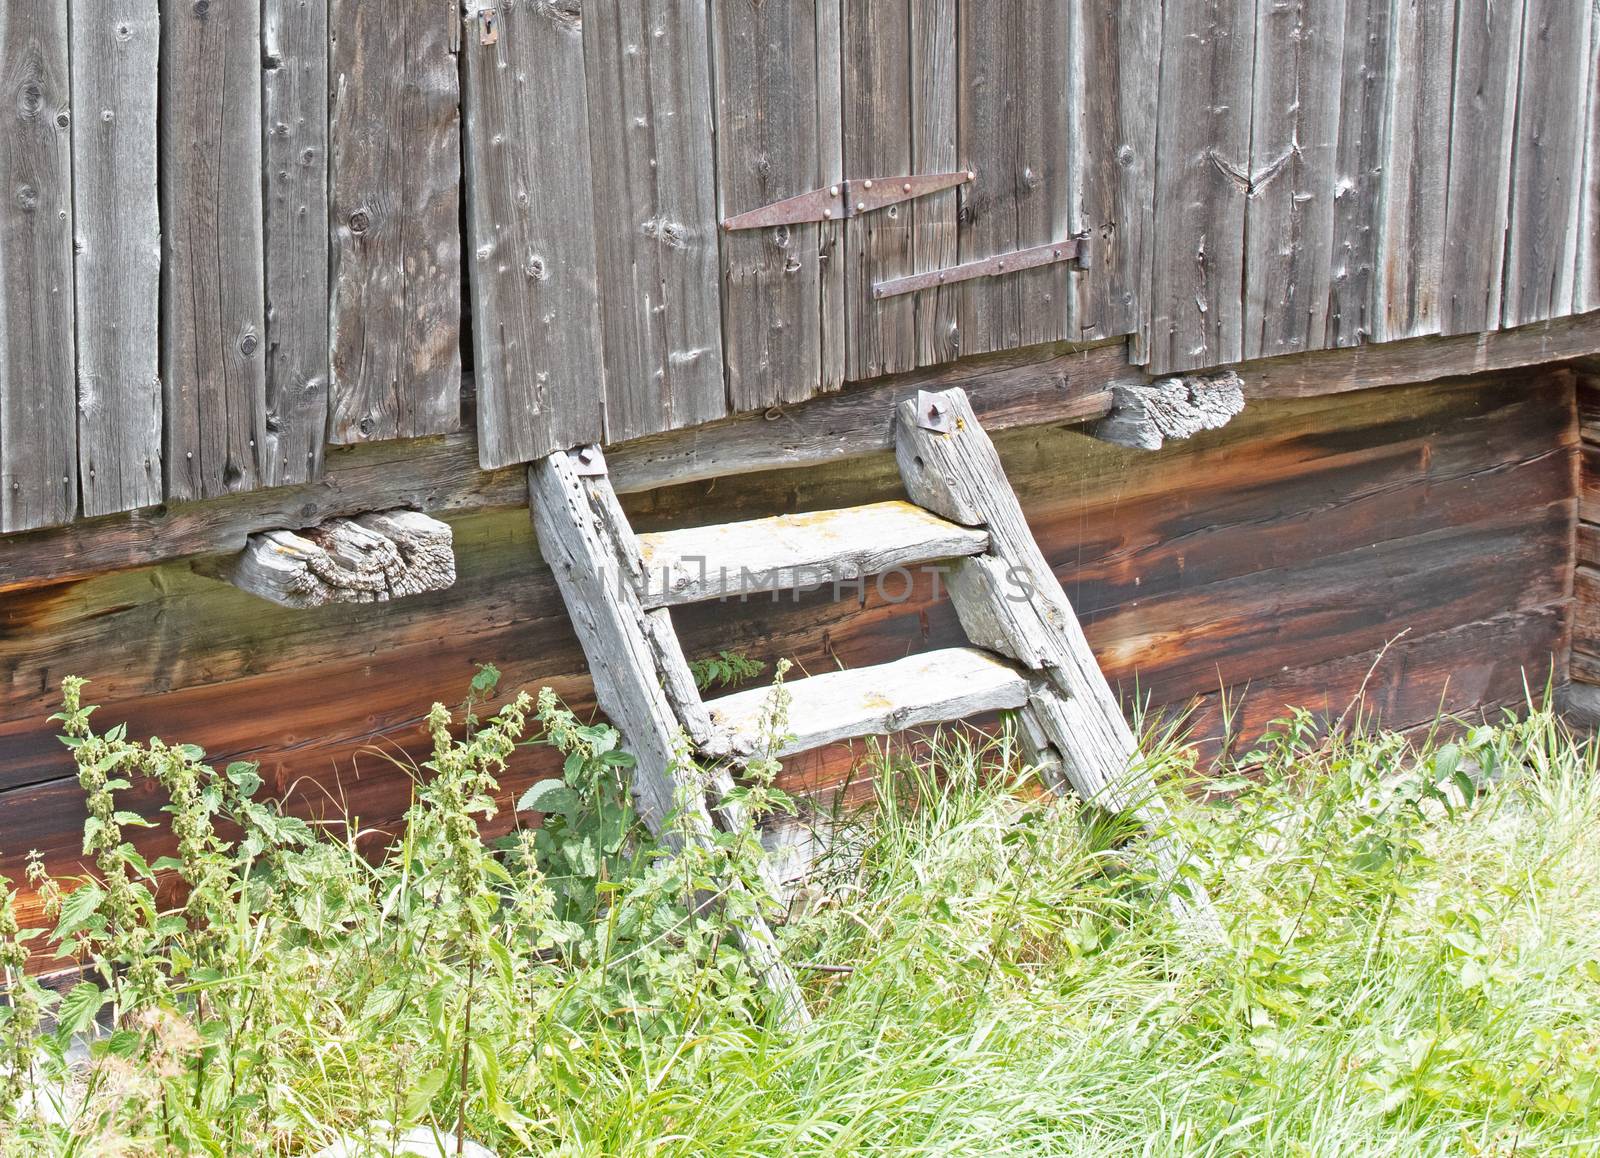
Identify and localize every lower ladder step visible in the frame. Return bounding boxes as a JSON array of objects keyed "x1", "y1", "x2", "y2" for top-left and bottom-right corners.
[
  {"x1": 706, "y1": 647, "x2": 1030, "y2": 758},
  {"x1": 637, "y1": 500, "x2": 990, "y2": 608}
]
